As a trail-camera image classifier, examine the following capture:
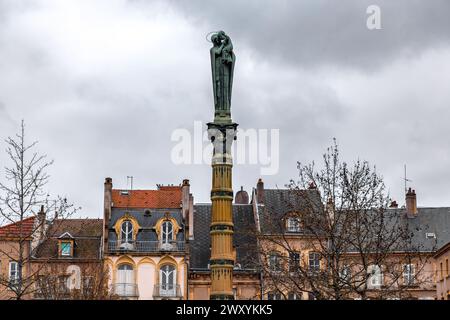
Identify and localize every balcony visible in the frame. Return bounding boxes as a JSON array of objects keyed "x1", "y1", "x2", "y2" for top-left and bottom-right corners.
[
  {"x1": 107, "y1": 240, "x2": 185, "y2": 253},
  {"x1": 112, "y1": 283, "x2": 139, "y2": 298},
  {"x1": 153, "y1": 284, "x2": 182, "y2": 299}
]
